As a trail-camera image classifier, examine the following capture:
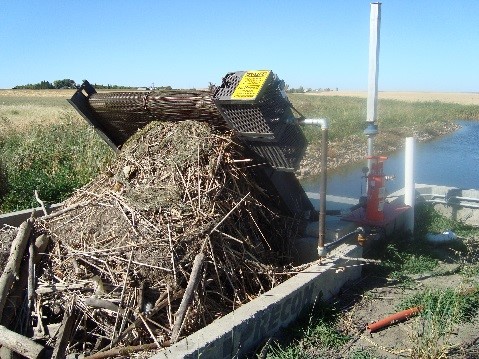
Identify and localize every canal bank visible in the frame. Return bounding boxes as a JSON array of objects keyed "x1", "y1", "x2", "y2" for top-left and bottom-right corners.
[{"x1": 301, "y1": 120, "x2": 479, "y2": 202}]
